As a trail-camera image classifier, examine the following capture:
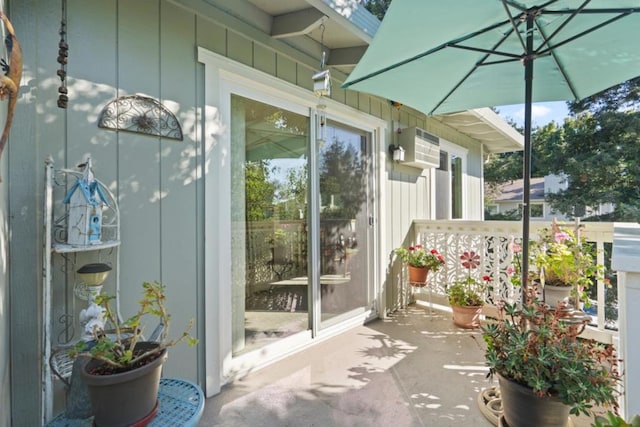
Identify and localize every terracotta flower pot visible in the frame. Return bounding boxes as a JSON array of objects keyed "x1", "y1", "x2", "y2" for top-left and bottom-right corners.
[
  {"x1": 408, "y1": 266, "x2": 429, "y2": 286},
  {"x1": 451, "y1": 304, "x2": 483, "y2": 328}
]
